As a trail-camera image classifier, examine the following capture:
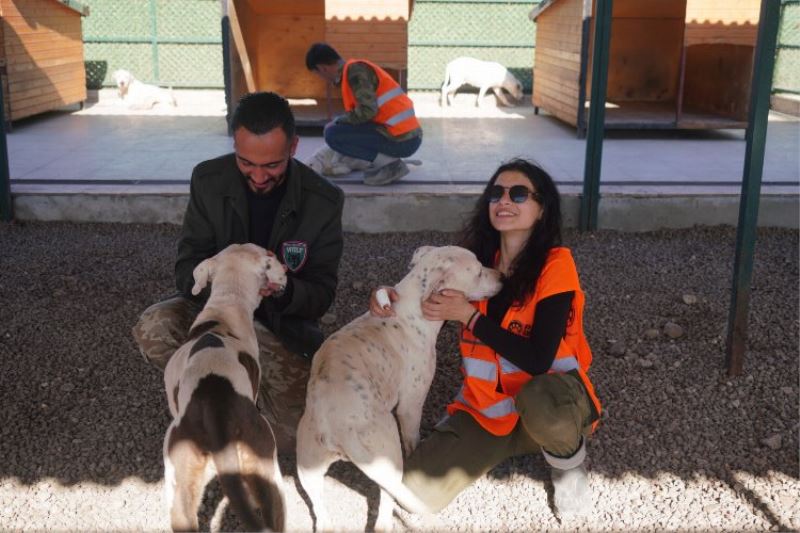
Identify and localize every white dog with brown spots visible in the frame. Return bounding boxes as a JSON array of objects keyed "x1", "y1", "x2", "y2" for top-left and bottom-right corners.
[
  {"x1": 296, "y1": 245, "x2": 502, "y2": 531},
  {"x1": 163, "y1": 243, "x2": 287, "y2": 532}
]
